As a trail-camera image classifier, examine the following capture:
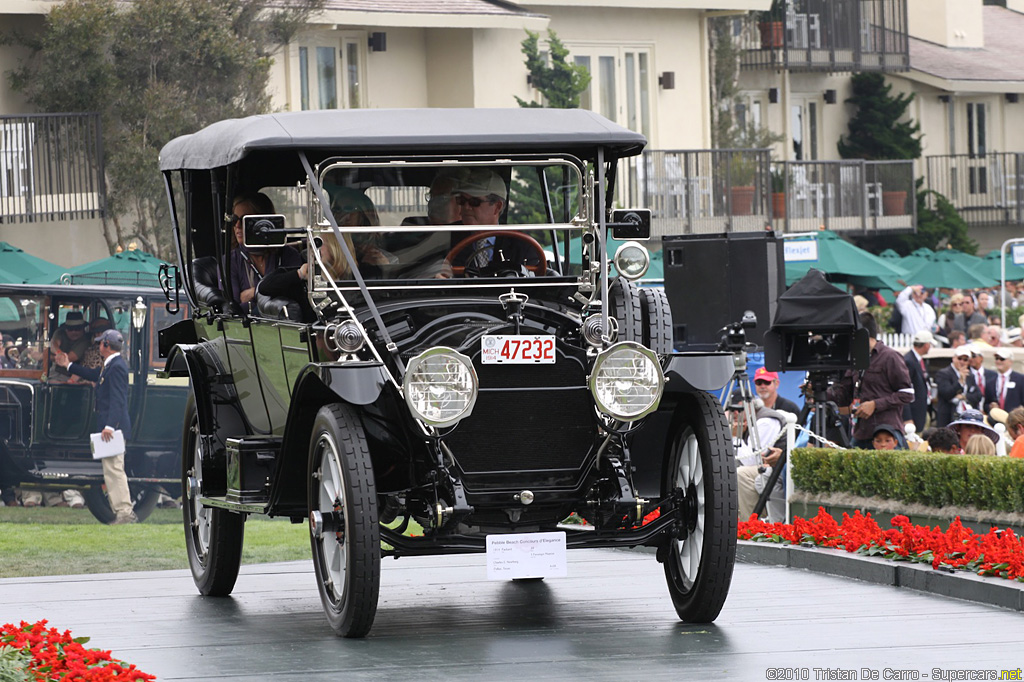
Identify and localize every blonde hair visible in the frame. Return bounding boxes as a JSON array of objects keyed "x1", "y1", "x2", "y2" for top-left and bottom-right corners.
[
  {"x1": 964, "y1": 433, "x2": 996, "y2": 456},
  {"x1": 318, "y1": 232, "x2": 356, "y2": 280},
  {"x1": 1006, "y1": 407, "x2": 1024, "y2": 440}
]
